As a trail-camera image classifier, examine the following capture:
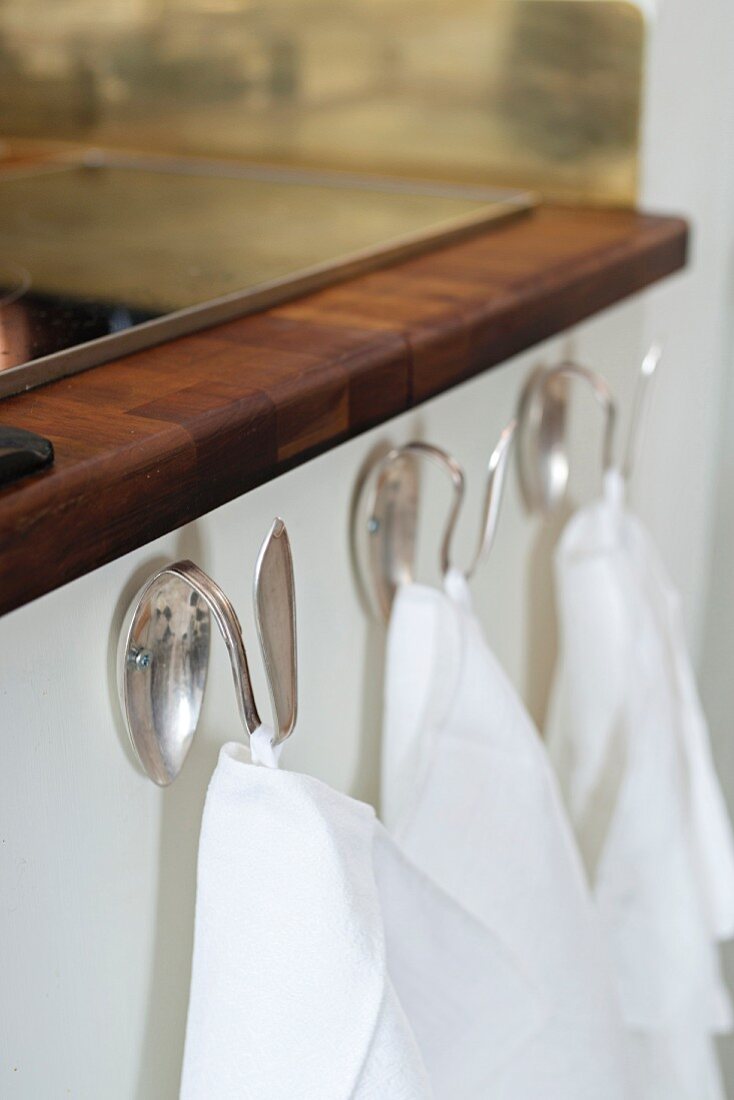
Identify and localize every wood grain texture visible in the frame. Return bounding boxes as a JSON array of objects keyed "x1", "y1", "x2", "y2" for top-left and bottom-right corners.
[{"x1": 0, "y1": 204, "x2": 687, "y2": 617}]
